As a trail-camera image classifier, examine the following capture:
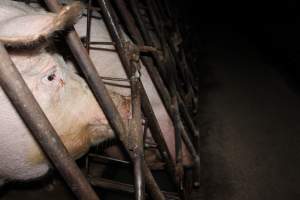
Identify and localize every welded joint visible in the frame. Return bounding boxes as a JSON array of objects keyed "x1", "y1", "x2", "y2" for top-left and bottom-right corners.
[{"x1": 124, "y1": 41, "x2": 162, "y2": 62}]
